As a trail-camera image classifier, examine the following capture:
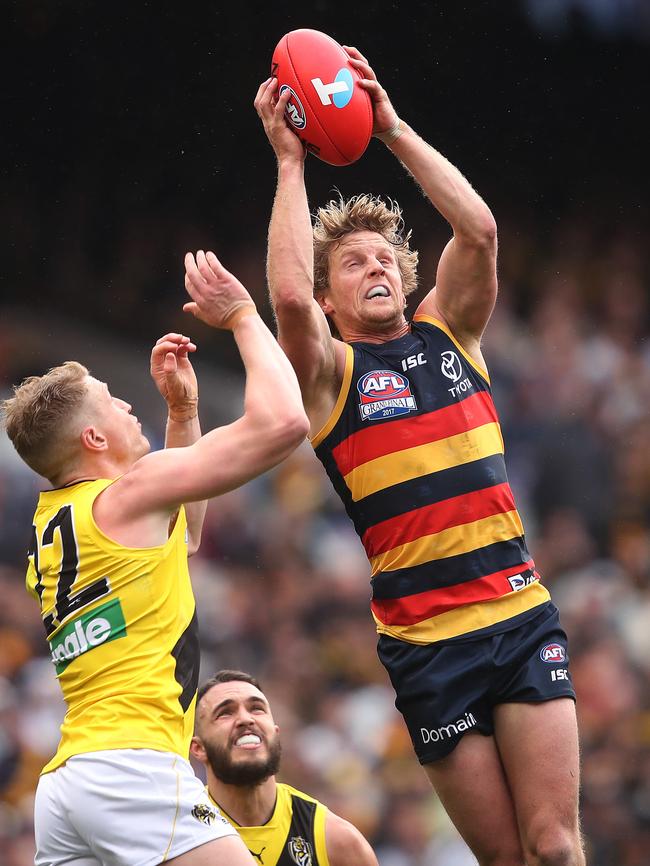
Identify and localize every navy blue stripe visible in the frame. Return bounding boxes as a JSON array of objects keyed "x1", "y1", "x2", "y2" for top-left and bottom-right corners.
[
  {"x1": 370, "y1": 538, "x2": 532, "y2": 599},
  {"x1": 354, "y1": 453, "x2": 509, "y2": 536}
]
